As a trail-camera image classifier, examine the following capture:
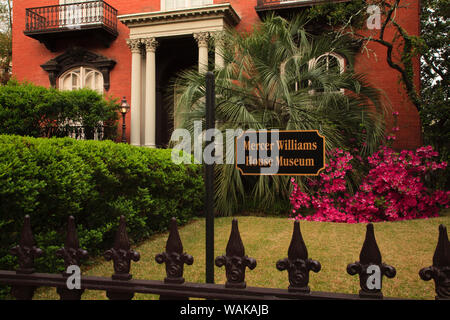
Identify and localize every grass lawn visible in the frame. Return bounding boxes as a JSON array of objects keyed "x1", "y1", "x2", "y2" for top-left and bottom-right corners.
[{"x1": 33, "y1": 211, "x2": 450, "y2": 300}]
